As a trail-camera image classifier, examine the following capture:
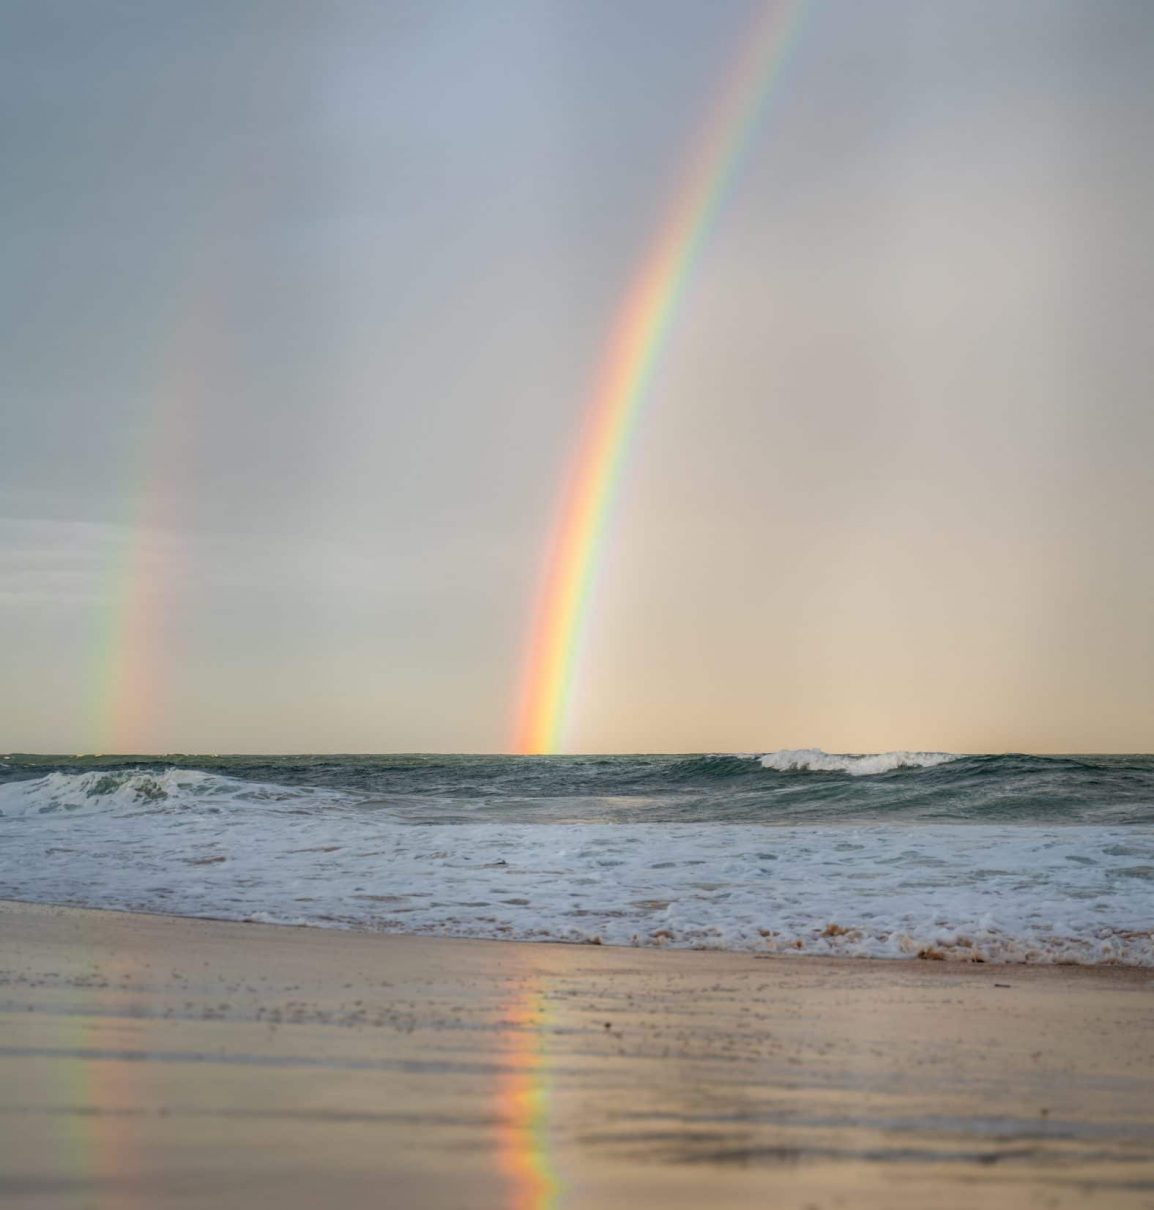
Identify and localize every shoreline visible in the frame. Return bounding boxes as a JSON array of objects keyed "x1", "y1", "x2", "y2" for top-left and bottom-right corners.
[
  {"x1": 3, "y1": 899, "x2": 1153, "y2": 1208},
  {"x1": 7, "y1": 894, "x2": 1154, "y2": 972}
]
